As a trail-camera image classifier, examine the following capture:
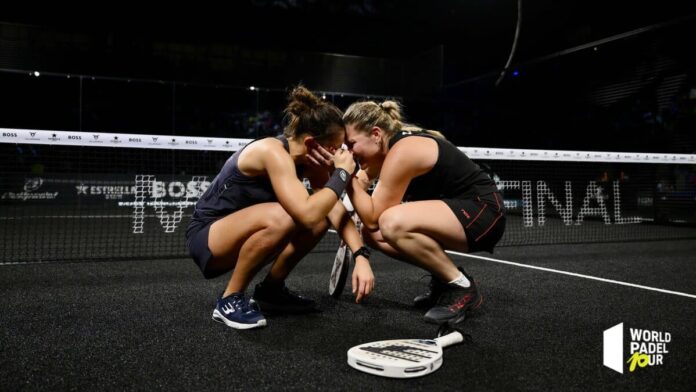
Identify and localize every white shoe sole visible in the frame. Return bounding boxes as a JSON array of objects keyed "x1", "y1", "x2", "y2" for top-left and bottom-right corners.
[{"x1": 212, "y1": 309, "x2": 267, "y2": 330}]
